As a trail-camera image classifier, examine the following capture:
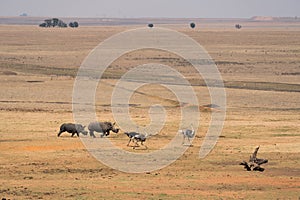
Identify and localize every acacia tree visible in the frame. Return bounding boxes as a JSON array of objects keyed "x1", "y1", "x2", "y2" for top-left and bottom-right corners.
[
  {"x1": 190, "y1": 22, "x2": 196, "y2": 29},
  {"x1": 73, "y1": 21, "x2": 79, "y2": 27},
  {"x1": 52, "y1": 18, "x2": 59, "y2": 27}
]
